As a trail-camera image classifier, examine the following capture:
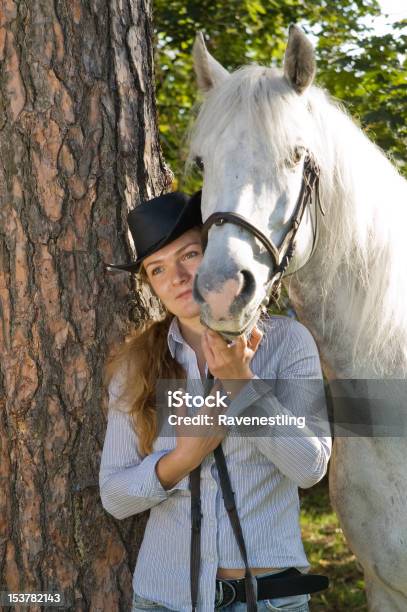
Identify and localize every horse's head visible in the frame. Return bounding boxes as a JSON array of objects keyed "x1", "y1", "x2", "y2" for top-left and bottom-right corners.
[{"x1": 189, "y1": 26, "x2": 323, "y2": 337}]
